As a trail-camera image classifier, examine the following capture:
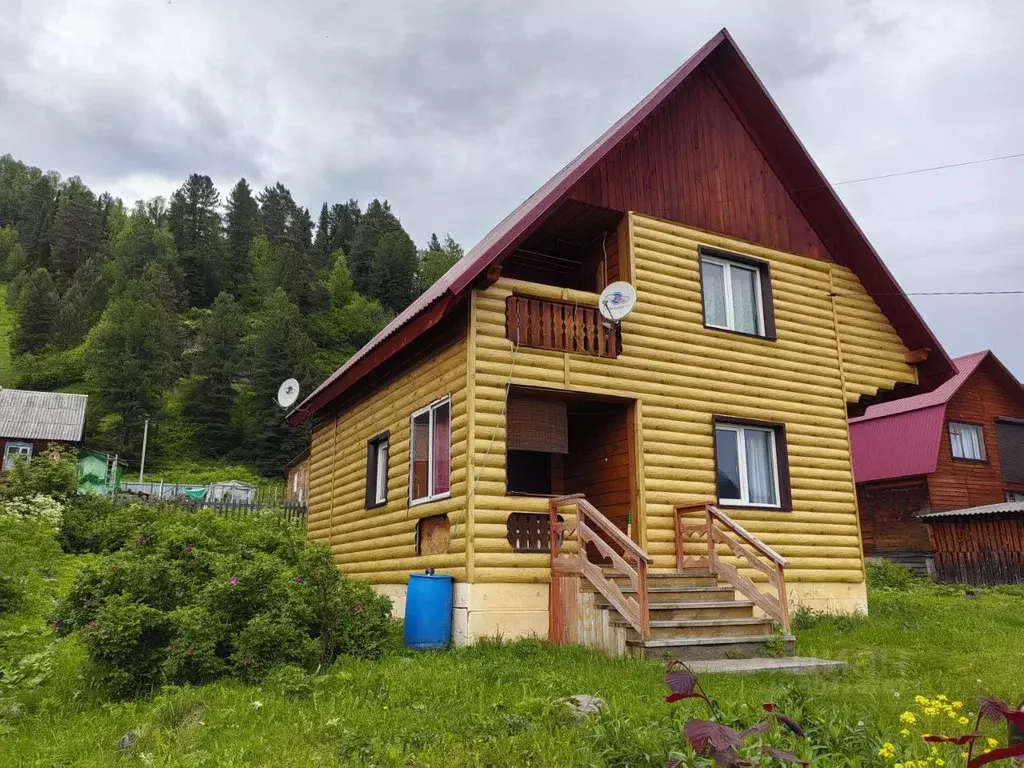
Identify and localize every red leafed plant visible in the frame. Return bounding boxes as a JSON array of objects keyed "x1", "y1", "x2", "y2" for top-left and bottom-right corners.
[
  {"x1": 663, "y1": 660, "x2": 808, "y2": 767},
  {"x1": 919, "y1": 696, "x2": 1024, "y2": 767}
]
